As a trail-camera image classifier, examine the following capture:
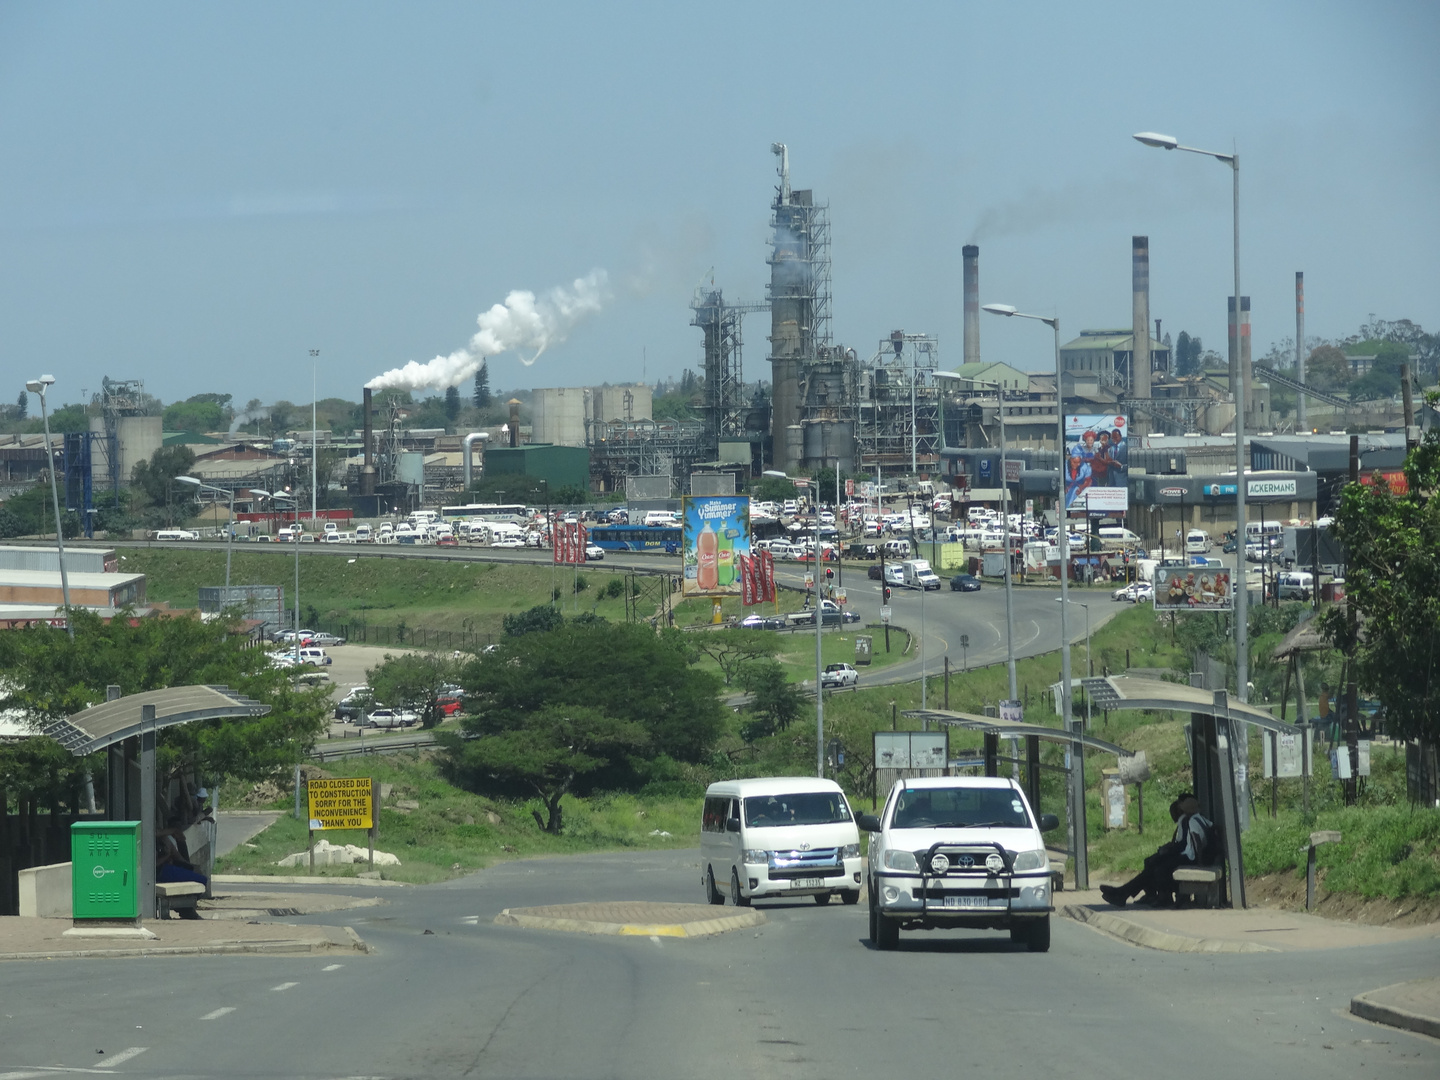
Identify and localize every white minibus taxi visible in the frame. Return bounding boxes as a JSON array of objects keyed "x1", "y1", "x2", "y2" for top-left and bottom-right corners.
[{"x1": 700, "y1": 777, "x2": 862, "y2": 907}]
